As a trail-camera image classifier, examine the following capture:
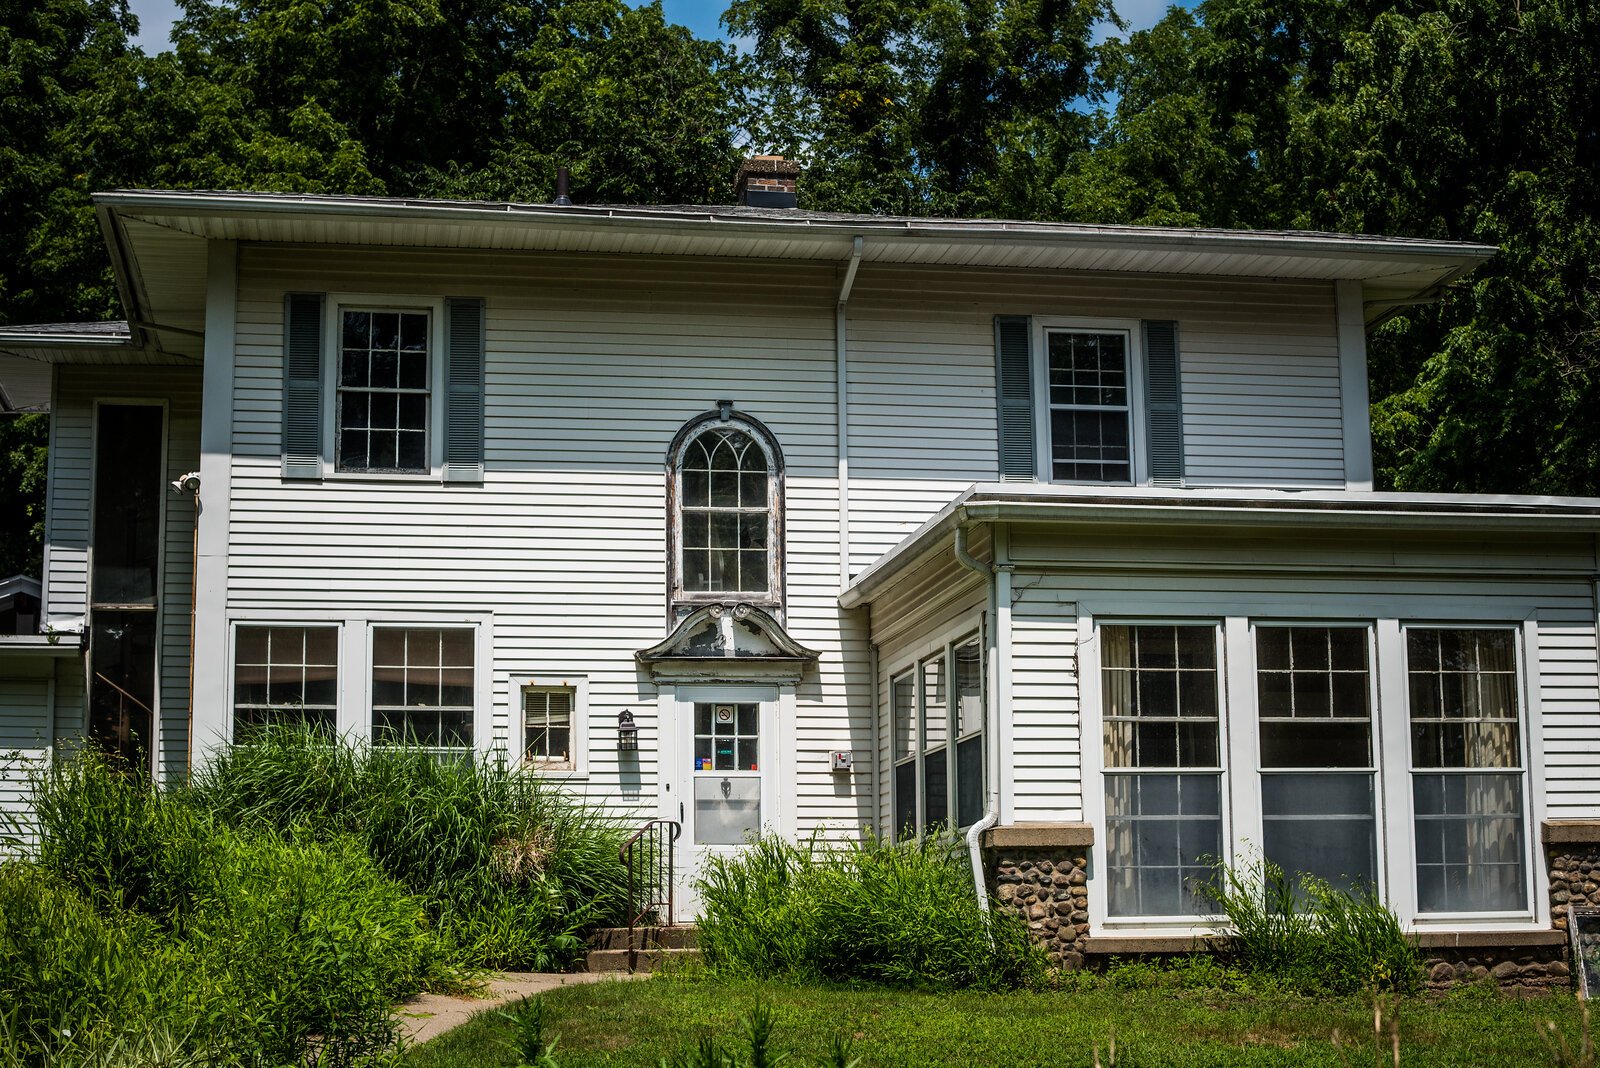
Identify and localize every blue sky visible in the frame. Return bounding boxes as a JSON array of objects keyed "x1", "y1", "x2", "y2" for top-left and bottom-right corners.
[{"x1": 125, "y1": 0, "x2": 1180, "y2": 53}]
